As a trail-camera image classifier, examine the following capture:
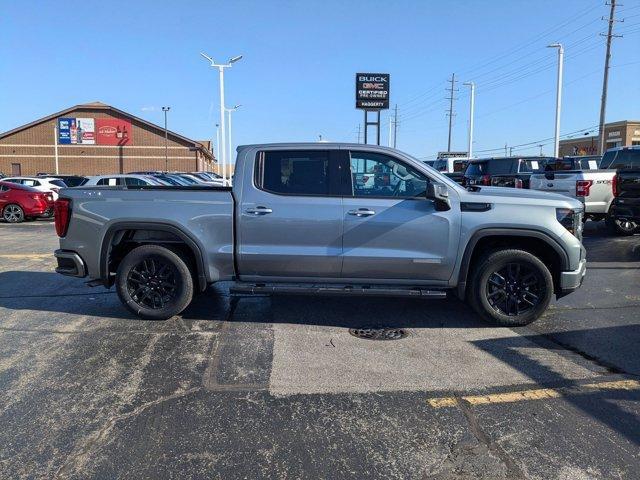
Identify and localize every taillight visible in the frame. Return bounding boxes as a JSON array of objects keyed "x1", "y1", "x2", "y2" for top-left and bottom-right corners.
[
  {"x1": 612, "y1": 174, "x2": 618, "y2": 197},
  {"x1": 54, "y1": 198, "x2": 71, "y2": 237},
  {"x1": 514, "y1": 178, "x2": 524, "y2": 189},
  {"x1": 482, "y1": 175, "x2": 491, "y2": 186},
  {"x1": 576, "y1": 179, "x2": 593, "y2": 197}
]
